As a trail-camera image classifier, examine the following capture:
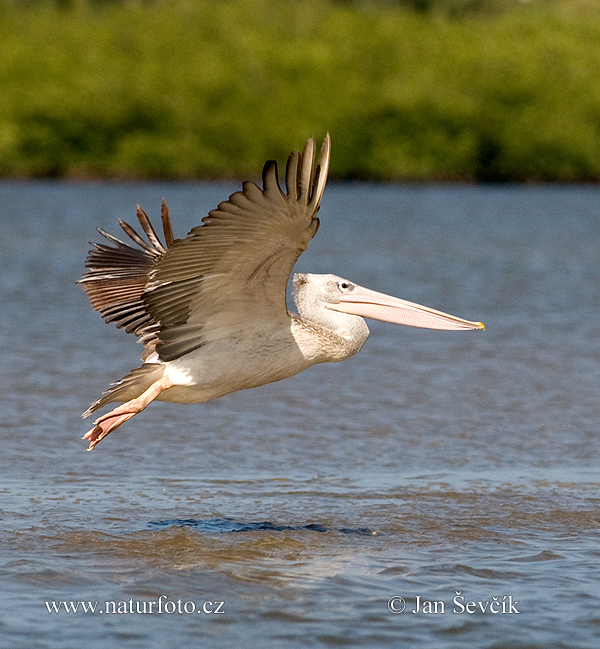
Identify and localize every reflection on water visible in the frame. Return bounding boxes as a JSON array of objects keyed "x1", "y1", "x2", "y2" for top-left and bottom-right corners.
[
  {"x1": 1, "y1": 181, "x2": 600, "y2": 648},
  {"x1": 147, "y1": 518, "x2": 377, "y2": 535}
]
